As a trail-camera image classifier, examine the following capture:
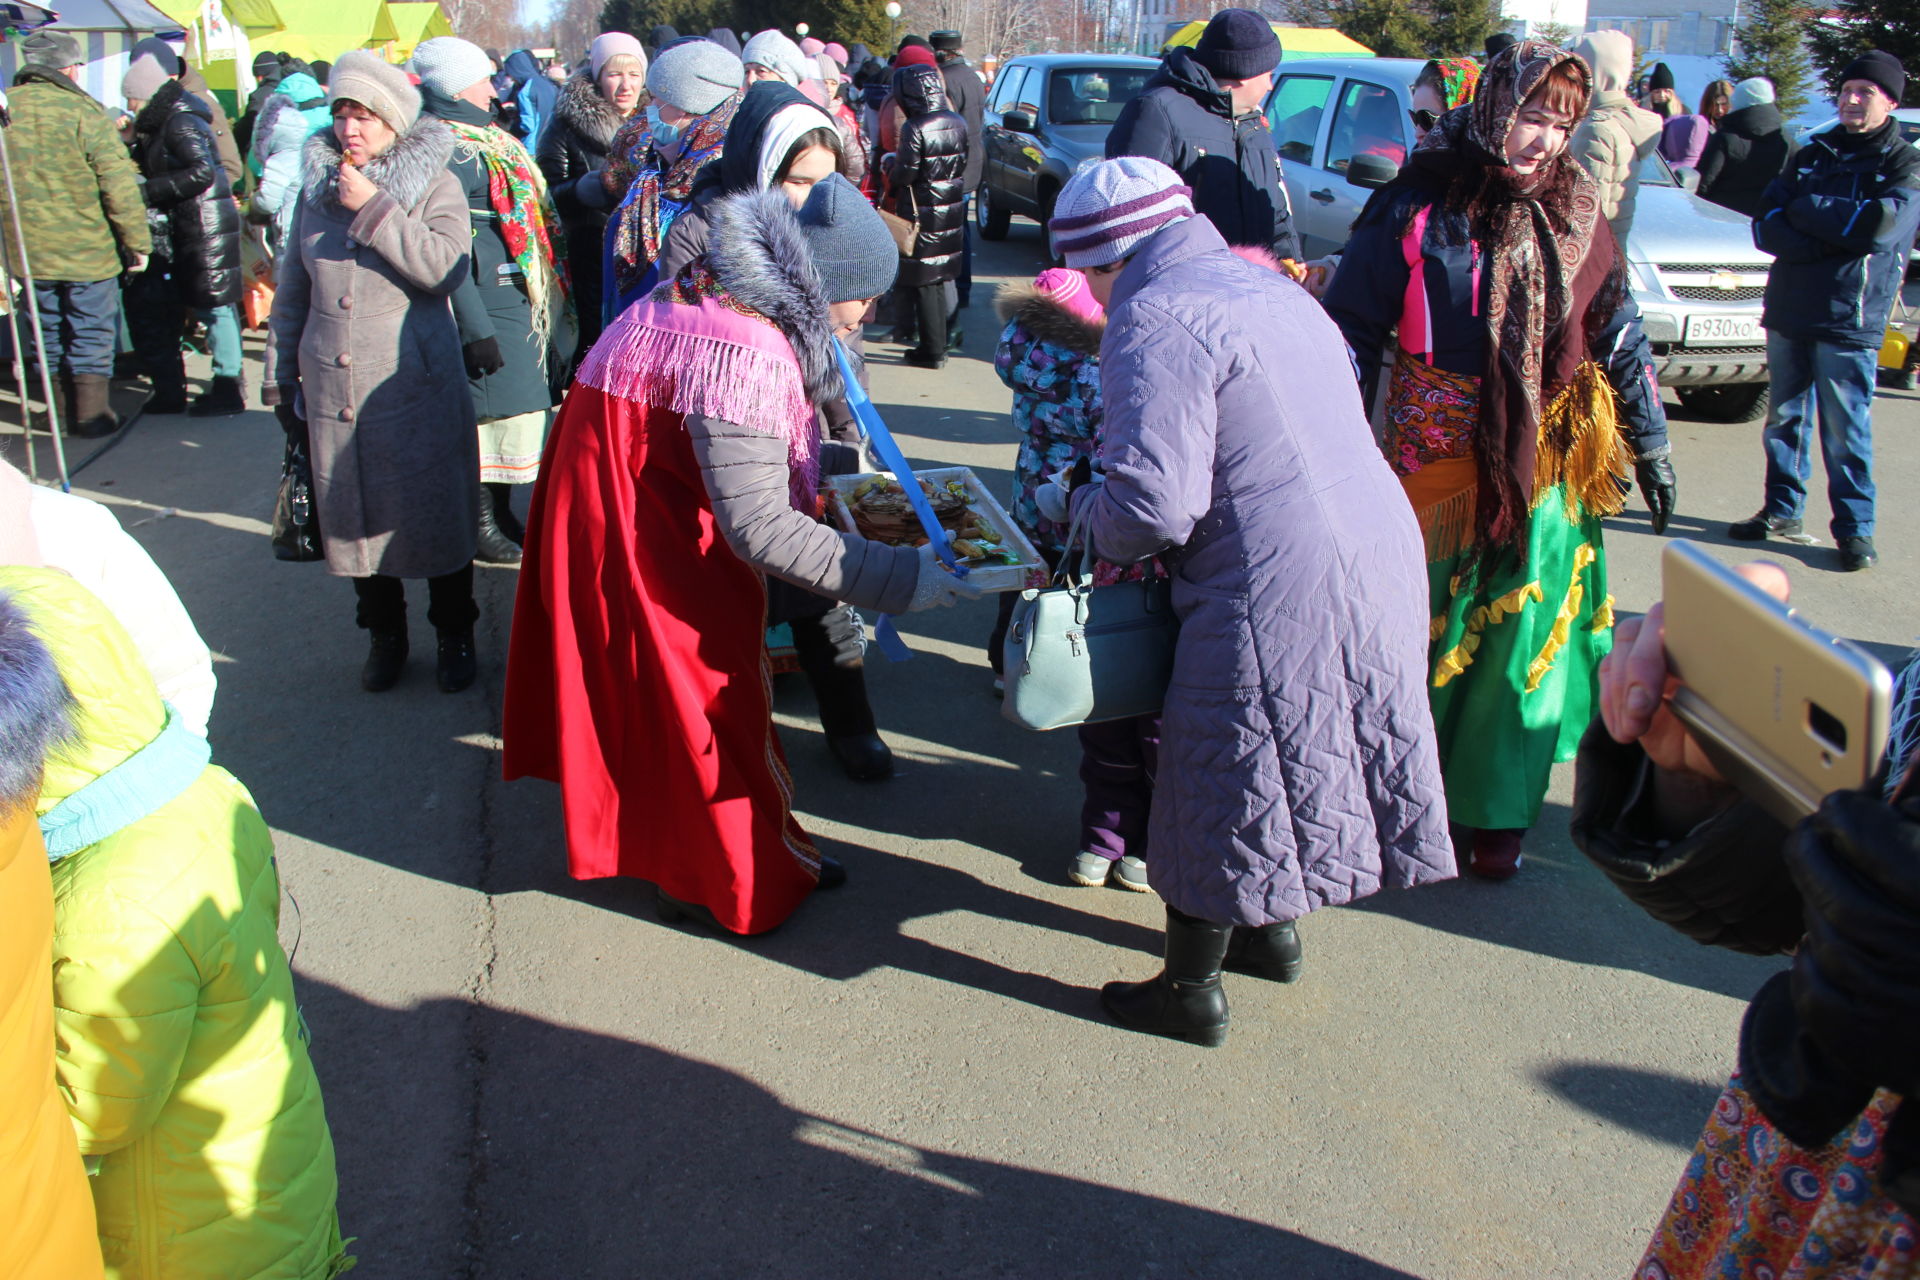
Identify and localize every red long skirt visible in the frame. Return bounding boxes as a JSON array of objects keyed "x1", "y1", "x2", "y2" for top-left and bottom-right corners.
[{"x1": 502, "y1": 384, "x2": 824, "y2": 935}]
